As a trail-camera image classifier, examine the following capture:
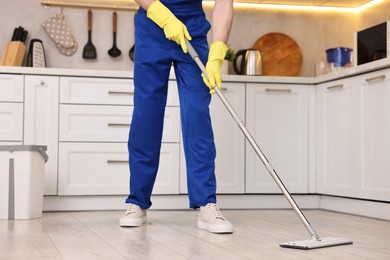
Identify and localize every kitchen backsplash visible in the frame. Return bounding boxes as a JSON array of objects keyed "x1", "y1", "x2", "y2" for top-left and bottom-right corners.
[{"x1": 1, "y1": 0, "x2": 390, "y2": 76}]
